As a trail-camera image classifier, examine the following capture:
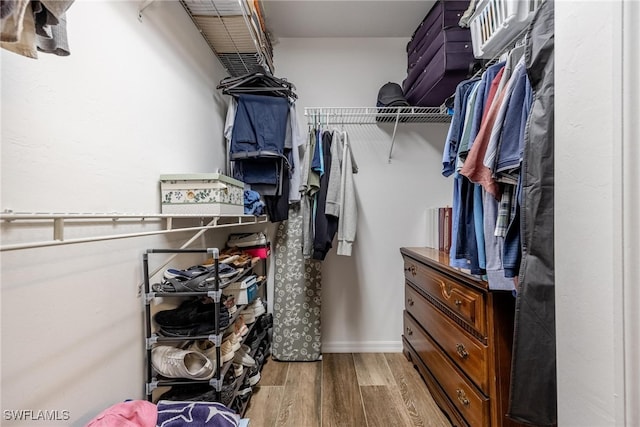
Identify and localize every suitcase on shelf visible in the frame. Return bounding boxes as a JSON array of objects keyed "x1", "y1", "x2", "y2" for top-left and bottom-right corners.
[
  {"x1": 404, "y1": 27, "x2": 473, "y2": 93},
  {"x1": 403, "y1": 0, "x2": 475, "y2": 107},
  {"x1": 407, "y1": 0, "x2": 470, "y2": 69}
]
